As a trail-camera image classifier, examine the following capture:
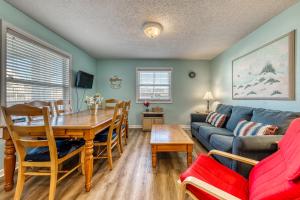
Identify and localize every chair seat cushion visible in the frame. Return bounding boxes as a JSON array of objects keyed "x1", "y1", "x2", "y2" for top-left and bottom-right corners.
[
  {"x1": 94, "y1": 128, "x2": 117, "y2": 142},
  {"x1": 180, "y1": 155, "x2": 248, "y2": 200},
  {"x1": 25, "y1": 139, "x2": 84, "y2": 162}
]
